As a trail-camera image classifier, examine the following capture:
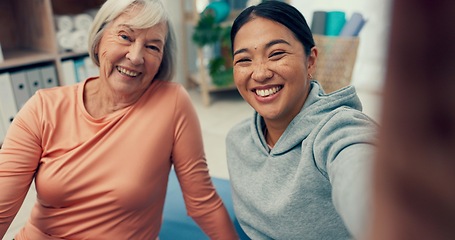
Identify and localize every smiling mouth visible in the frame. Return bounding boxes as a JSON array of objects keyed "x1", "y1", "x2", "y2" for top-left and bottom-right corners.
[
  {"x1": 254, "y1": 86, "x2": 283, "y2": 97},
  {"x1": 116, "y1": 66, "x2": 140, "y2": 77}
]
